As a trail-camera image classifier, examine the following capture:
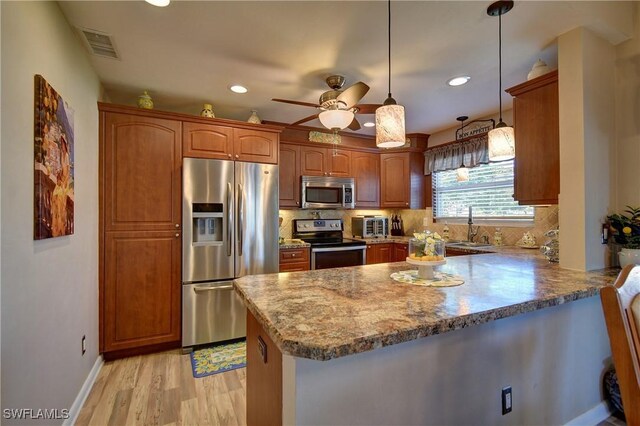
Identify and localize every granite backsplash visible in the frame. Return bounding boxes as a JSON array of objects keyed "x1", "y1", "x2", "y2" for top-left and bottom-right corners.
[{"x1": 279, "y1": 205, "x2": 559, "y2": 247}]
